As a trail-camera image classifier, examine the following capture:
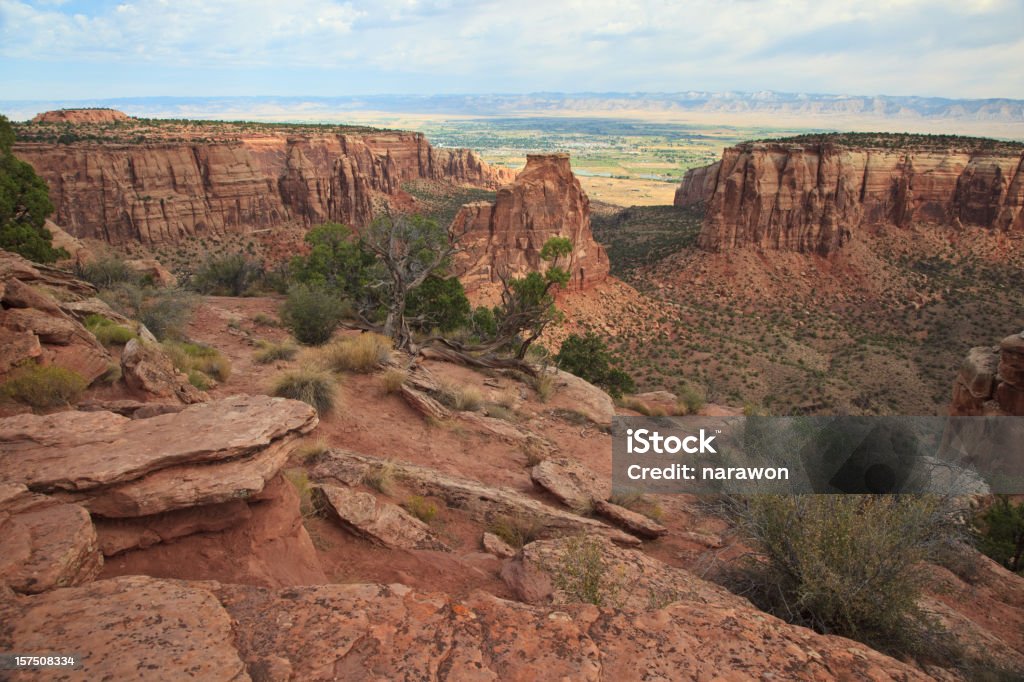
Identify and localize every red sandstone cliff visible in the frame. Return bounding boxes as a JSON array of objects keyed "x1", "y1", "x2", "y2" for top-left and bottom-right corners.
[
  {"x1": 676, "y1": 143, "x2": 1024, "y2": 254},
  {"x1": 951, "y1": 331, "x2": 1024, "y2": 416},
  {"x1": 13, "y1": 120, "x2": 512, "y2": 245},
  {"x1": 450, "y1": 154, "x2": 609, "y2": 291}
]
